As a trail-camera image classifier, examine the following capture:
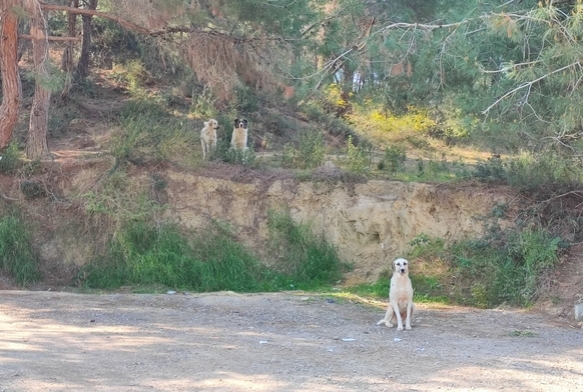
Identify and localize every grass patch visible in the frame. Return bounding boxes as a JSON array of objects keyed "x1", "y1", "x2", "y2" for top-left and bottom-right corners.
[
  {"x1": 0, "y1": 216, "x2": 41, "y2": 285},
  {"x1": 267, "y1": 211, "x2": 351, "y2": 289},
  {"x1": 80, "y1": 214, "x2": 349, "y2": 293},
  {"x1": 344, "y1": 271, "x2": 451, "y2": 305},
  {"x1": 281, "y1": 128, "x2": 326, "y2": 170},
  {"x1": 472, "y1": 151, "x2": 583, "y2": 190},
  {"x1": 345, "y1": 225, "x2": 563, "y2": 308},
  {"x1": 111, "y1": 98, "x2": 200, "y2": 168},
  {"x1": 510, "y1": 330, "x2": 537, "y2": 337},
  {"x1": 81, "y1": 221, "x2": 274, "y2": 291},
  {"x1": 407, "y1": 228, "x2": 565, "y2": 308}
]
